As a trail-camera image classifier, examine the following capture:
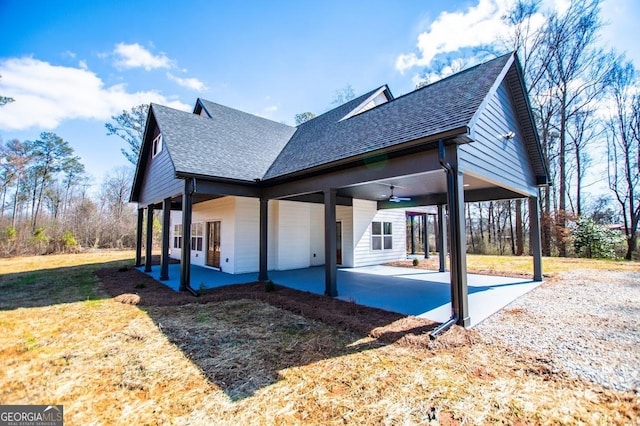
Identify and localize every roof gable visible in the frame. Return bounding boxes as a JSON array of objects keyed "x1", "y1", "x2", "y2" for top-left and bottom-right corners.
[
  {"x1": 131, "y1": 51, "x2": 547, "y2": 198},
  {"x1": 152, "y1": 102, "x2": 295, "y2": 182},
  {"x1": 264, "y1": 53, "x2": 513, "y2": 179},
  {"x1": 340, "y1": 86, "x2": 393, "y2": 121}
]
